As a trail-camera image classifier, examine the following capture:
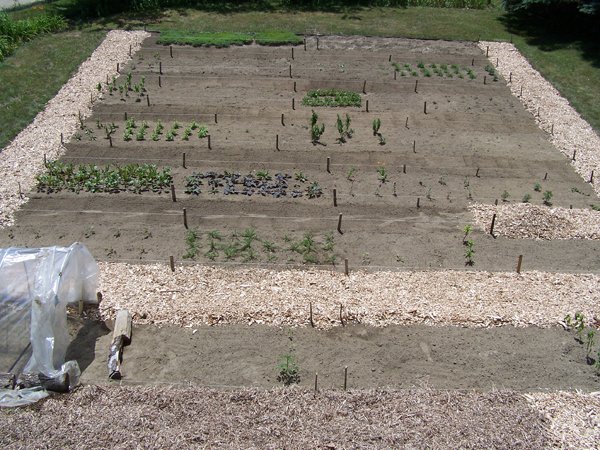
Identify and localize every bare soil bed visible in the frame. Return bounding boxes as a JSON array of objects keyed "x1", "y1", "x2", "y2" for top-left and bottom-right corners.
[
  {"x1": 0, "y1": 34, "x2": 597, "y2": 272},
  {"x1": 69, "y1": 319, "x2": 599, "y2": 391}
]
